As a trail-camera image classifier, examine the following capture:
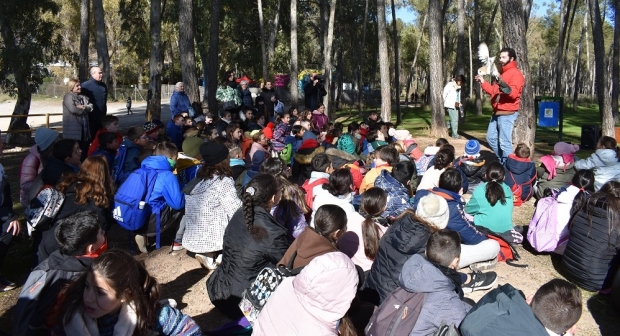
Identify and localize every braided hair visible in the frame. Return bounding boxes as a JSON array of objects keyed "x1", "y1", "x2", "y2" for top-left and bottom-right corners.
[{"x1": 243, "y1": 174, "x2": 279, "y2": 240}]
